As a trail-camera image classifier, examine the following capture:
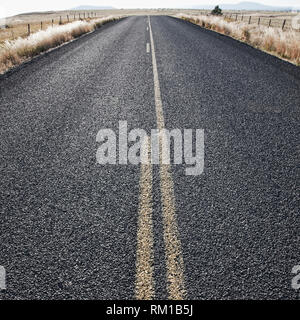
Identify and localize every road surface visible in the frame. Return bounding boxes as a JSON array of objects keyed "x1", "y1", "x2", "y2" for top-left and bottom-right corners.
[{"x1": 0, "y1": 16, "x2": 299, "y2": 300}]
